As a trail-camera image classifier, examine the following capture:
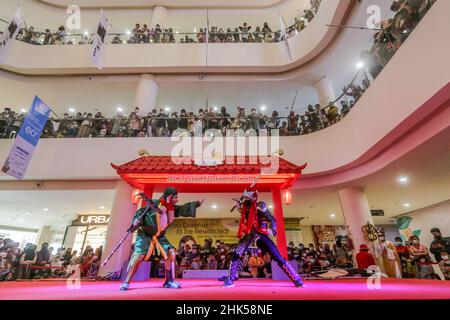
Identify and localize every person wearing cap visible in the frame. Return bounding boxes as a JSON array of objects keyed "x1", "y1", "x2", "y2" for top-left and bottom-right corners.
[
  {"x1": 430, "y1": 228, "x2": 450, "y2": 263},
  {"x1": 356, "y1": 244, "x2": 376, "y2": 270}
]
